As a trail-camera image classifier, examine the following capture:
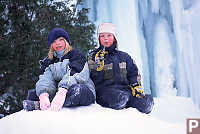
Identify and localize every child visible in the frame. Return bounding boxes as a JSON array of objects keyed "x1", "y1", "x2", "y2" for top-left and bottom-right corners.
[
  {"x1": 88, "y1": 23, "x2": 154, "y2": 114},
  {"x1": 23, "y1": 28, "x2": 95, "y2": 111}
]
